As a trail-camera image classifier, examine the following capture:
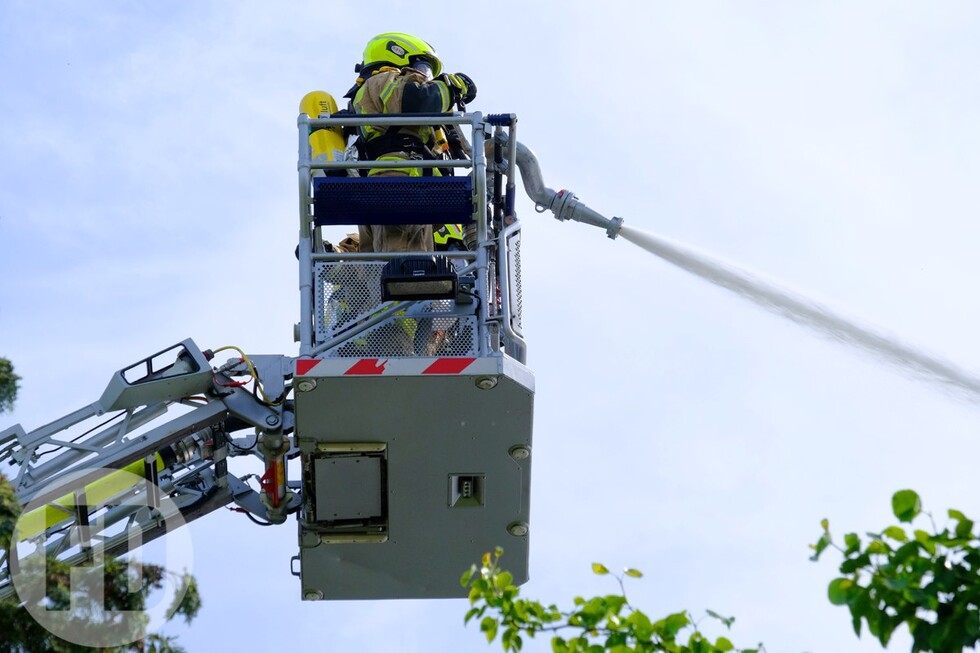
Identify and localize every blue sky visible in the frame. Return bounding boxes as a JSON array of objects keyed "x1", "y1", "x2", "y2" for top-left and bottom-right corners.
[{"x1": 3, "y1": 2, "x2": 980, "y2": 651}]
